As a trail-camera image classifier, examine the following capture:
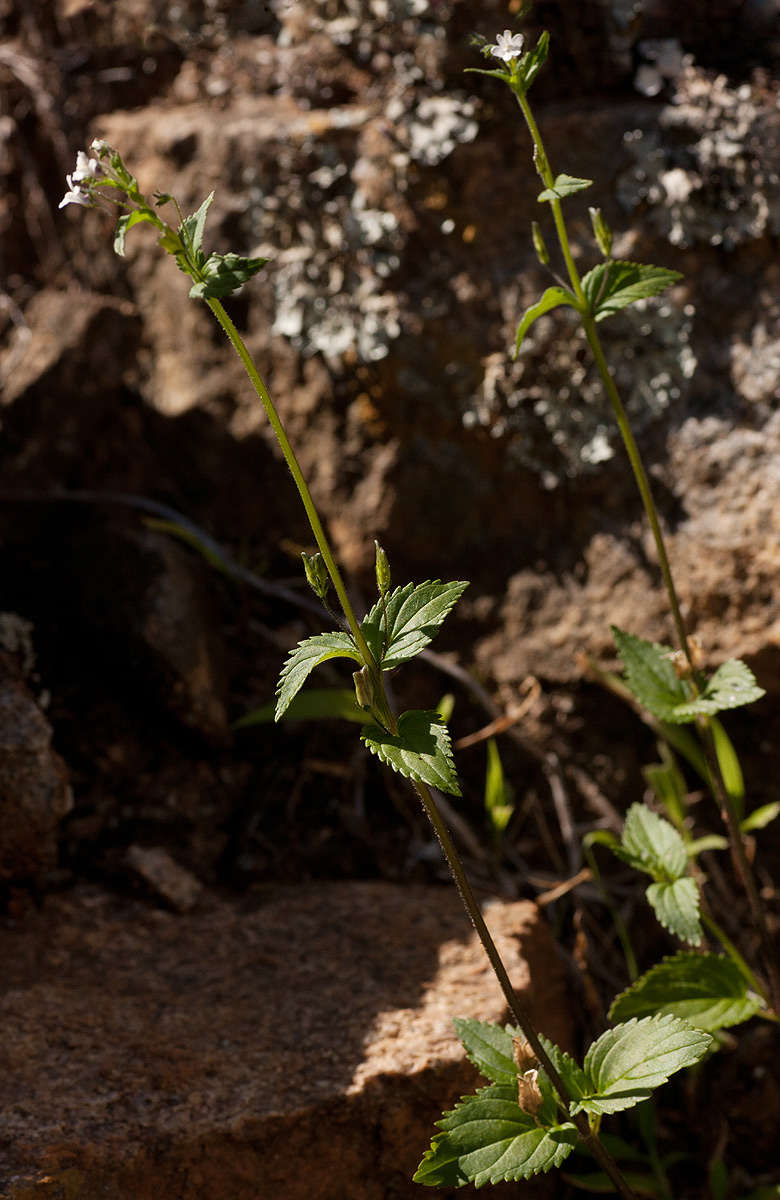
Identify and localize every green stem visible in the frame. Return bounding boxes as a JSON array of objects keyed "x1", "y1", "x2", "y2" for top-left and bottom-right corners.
[
  {"x1": 516, "y1": 86, "x2": 779, "y2": 1011},
  {"x1": 205, "y1": 290, "x2": 634, "y2": 1197},
  {"x1": 205, "y1": 298, "x2": 375, "y2": 670},
  {"x1": 701, "y1": 910, "x2": 768, "y2": 1003},
  {"x1": 413, "y1": 779, "x2": 638, "y2": 1200}
]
